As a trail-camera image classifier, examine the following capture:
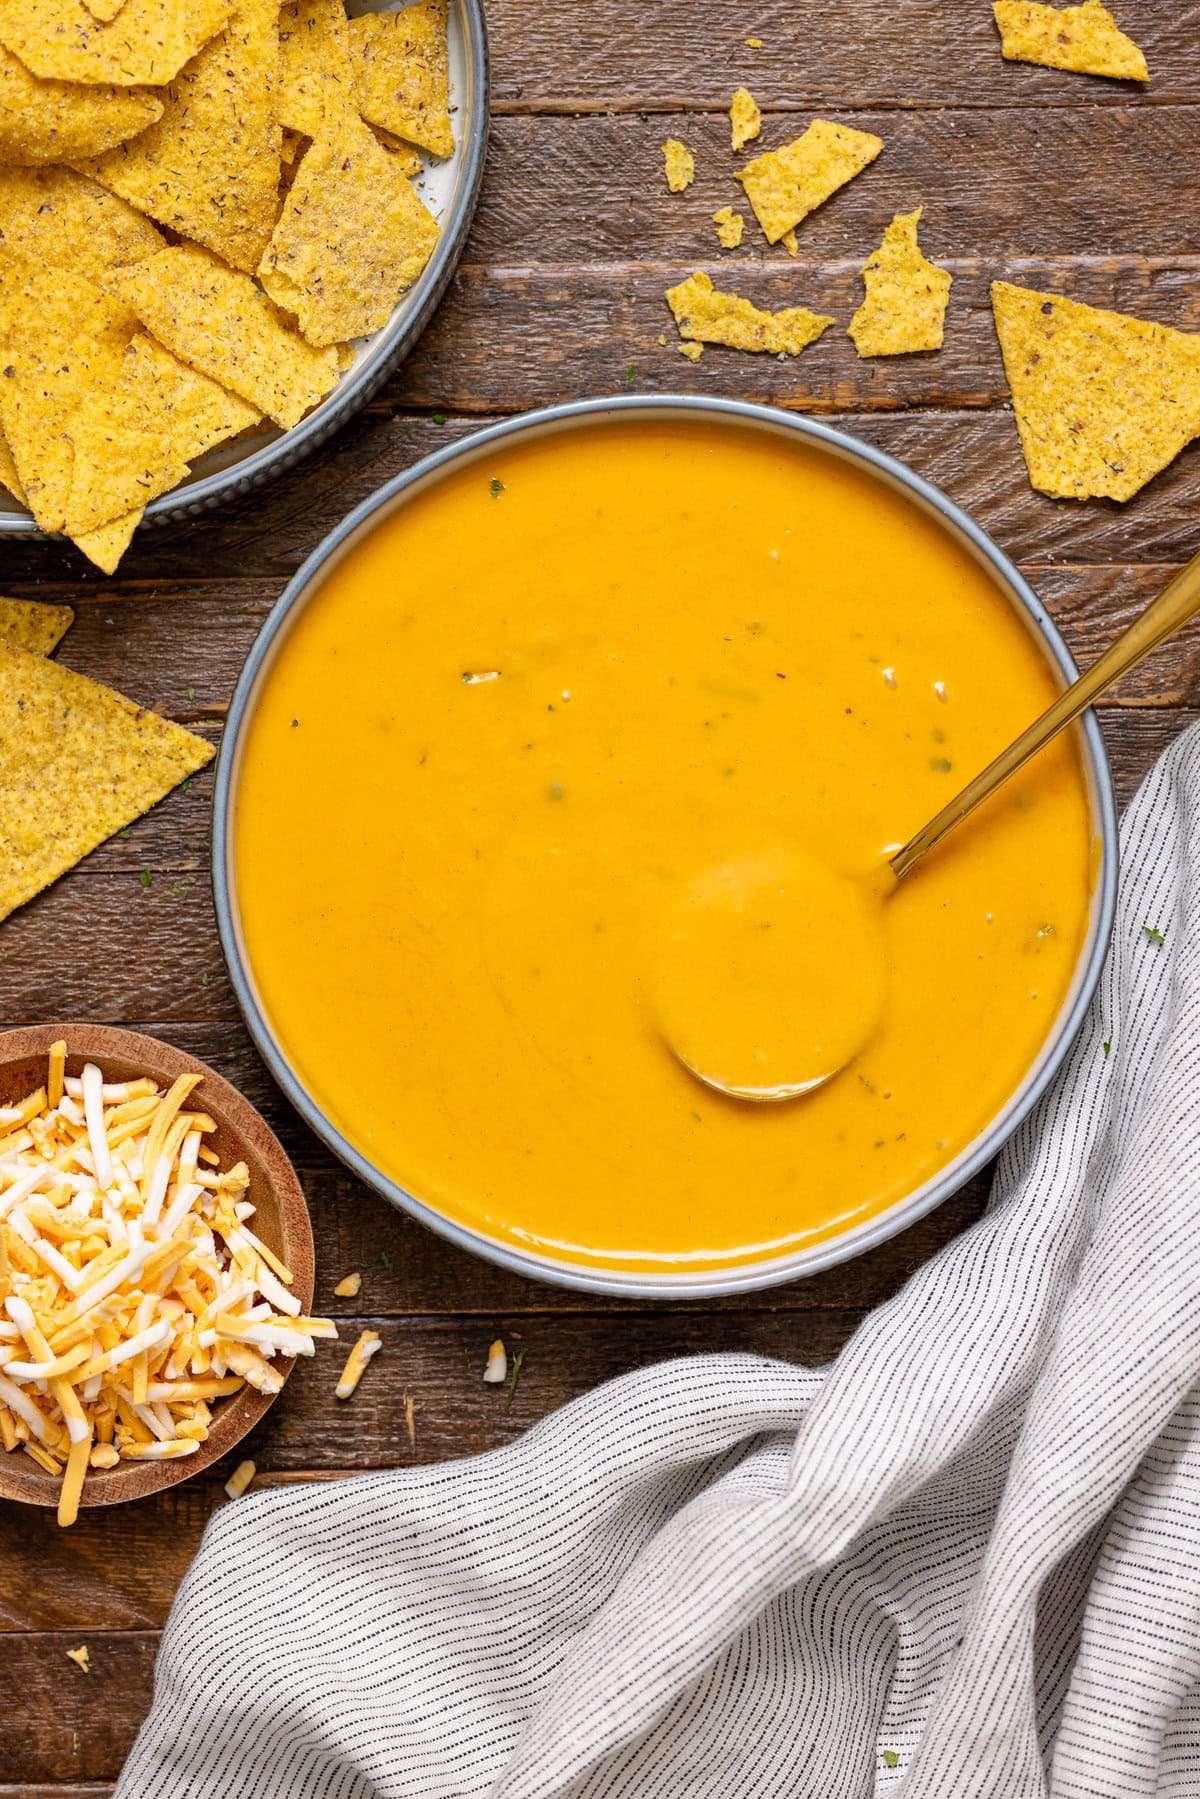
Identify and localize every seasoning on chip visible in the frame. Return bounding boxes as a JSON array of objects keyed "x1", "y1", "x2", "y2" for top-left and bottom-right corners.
[
  {"x1": 848, "y1": 208, "x2": 952, "y2": 357},
  {"x1": 0, "y1": 254, "x2": 136, "y2": 533},
  {"x1": 993, "y1": 0, "x2": 1148, "y2": 79},
  {"x1": 0, "y1": 43, "x2": 162, "y2": 164},
  {"x1": 737, "y1": 119, "x2": 882, "y2": 244},
  {"x1": 348, "y1": 0, "x2": 452, "y2": 158},
  {"x1": 278, "y1": 0, "x2": 356, "y2": 137},
  {"x1": 661, "y1": 137, "x2": 695, "y2": 193},
  {"x1": 75, "y1": 0, "x2": 282, "y2": 275},
  {"x1": 712, "y1": 205, "x2": 744, "y2": 248},
  {"x1": 0, "y1": 0, "x2": 234, "y2": 87},
  {"x1": 665, "y1": 270, "x2": 834, "y2": 355},
  {"x1": 117, "y1": 332, "x2": 262, "y2": 457},
  {"x1": 0, "y1": 165, "x2": 163, "y2": 285},
  {"x1": 0, "y1": 643, "x2": 213, "y2": 921},
  {"x1": 113, "y1": 243, "x2": 340, "y2": 429},
  {"x1": 0, "y1": 596, "x2": 73, "y2": 654},
  {"x1": 991, "y1": 281, "x2": 1200, "y2": 502},
  {"x1": 259, "y1": 111, "x2": 439, "y2": 347},
  {"x1": 729, "y1": 86, "x2": 760, "y2": 153}
]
